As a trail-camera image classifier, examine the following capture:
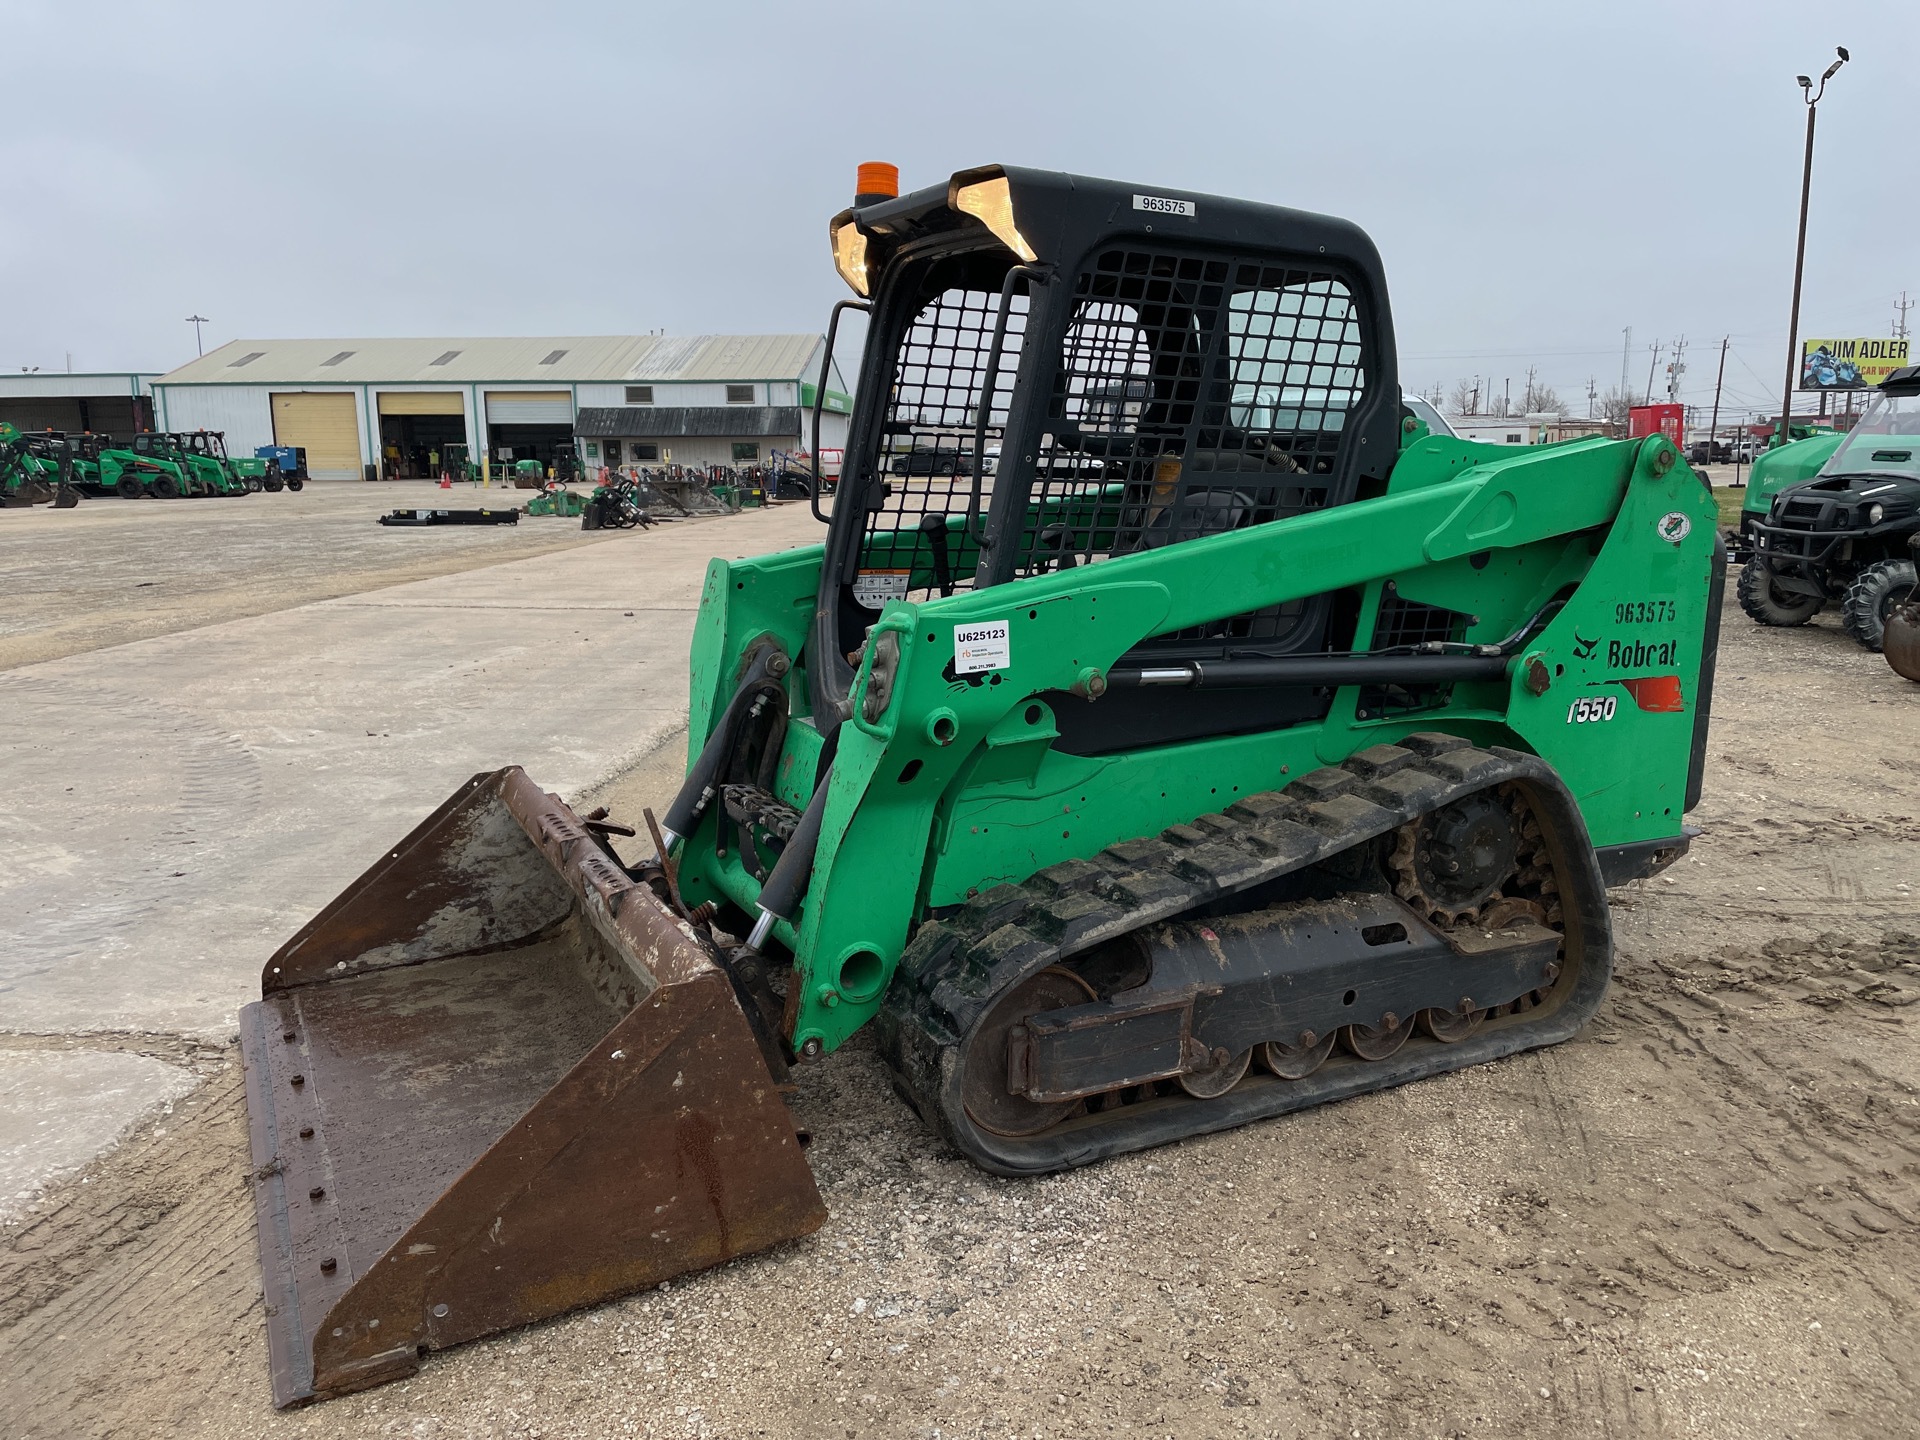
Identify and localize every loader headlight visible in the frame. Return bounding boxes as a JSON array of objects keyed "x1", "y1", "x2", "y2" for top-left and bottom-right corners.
[
  {"x1": 952, "y1": 174, "x2": 1039, "y2": 263},
  {"x1": 1867, "y1": 502, "x2": 1885, "y2": 525},
  {"x1": 831, "y1": 218, "x2": 872, "y2": 297}
]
